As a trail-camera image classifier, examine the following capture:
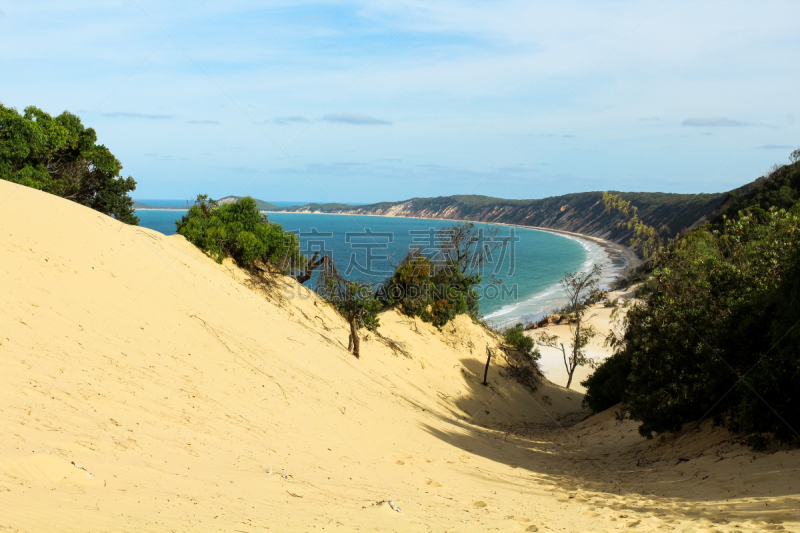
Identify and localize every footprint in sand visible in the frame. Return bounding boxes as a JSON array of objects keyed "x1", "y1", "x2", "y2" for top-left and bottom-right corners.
[
  {"x1": 395, "y1": 460, "x2": 405, "y2": 465},
  {"x1": 424, "y1": 480, "x2": 442, "y2": 487},
  {"x1": 525, "y1": 526, "x2": 538, "y2": 532},
  {"x1": 472, "y1": 501, "x2": 487, "y2": 508}
]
